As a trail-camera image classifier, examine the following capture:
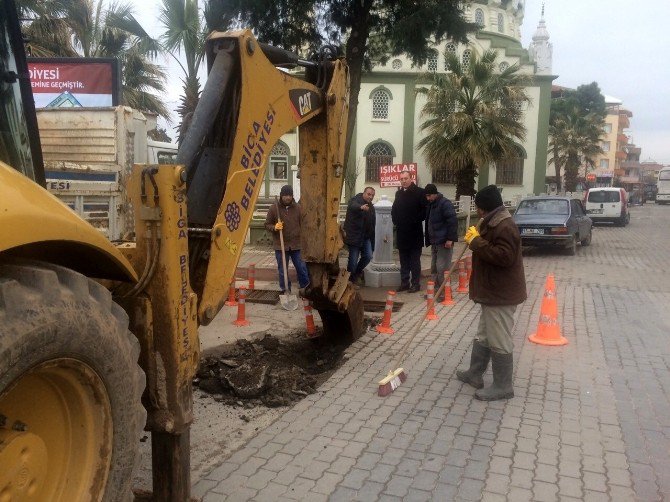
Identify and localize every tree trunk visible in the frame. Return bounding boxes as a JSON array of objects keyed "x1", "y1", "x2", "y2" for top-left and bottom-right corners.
[
  {"x1": 564, "y1": 155, "x2": 579, "y2": 192},
  {"x1": 177, "y1": 74, "x2": 201, "y2": 145},
  {"x1": 455, "y1": 161, "x2": 478, "y2": 200},
  {"x1": 343, "y1": 2, "x2": 373, "y2": 175},
  {"x1": 554, "y1": 144, "x2": 562, "y2": 193}
]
